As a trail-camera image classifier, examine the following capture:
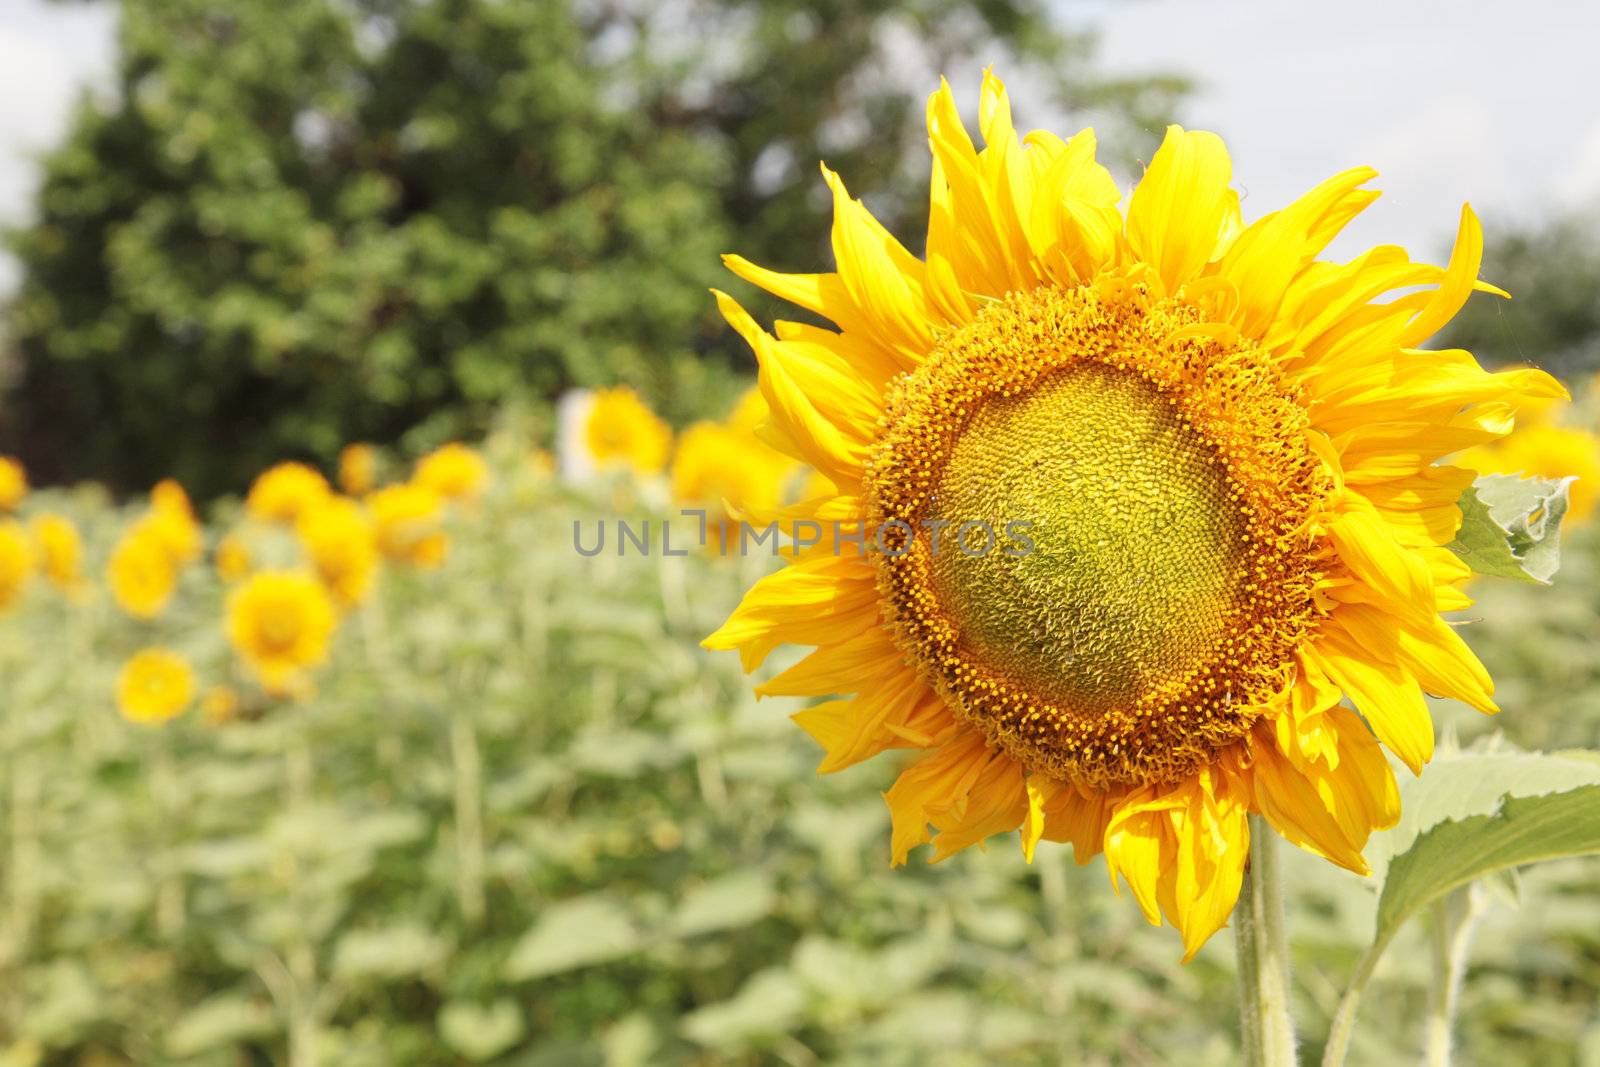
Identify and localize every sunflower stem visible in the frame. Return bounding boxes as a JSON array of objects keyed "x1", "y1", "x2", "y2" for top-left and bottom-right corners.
[
  {"x1": 1237, "y1": 814, "x2": 1297, "y2": 1067},
  {"x1": 1424, "y1": 884, "x2": 1483, "y2": 1067}
]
